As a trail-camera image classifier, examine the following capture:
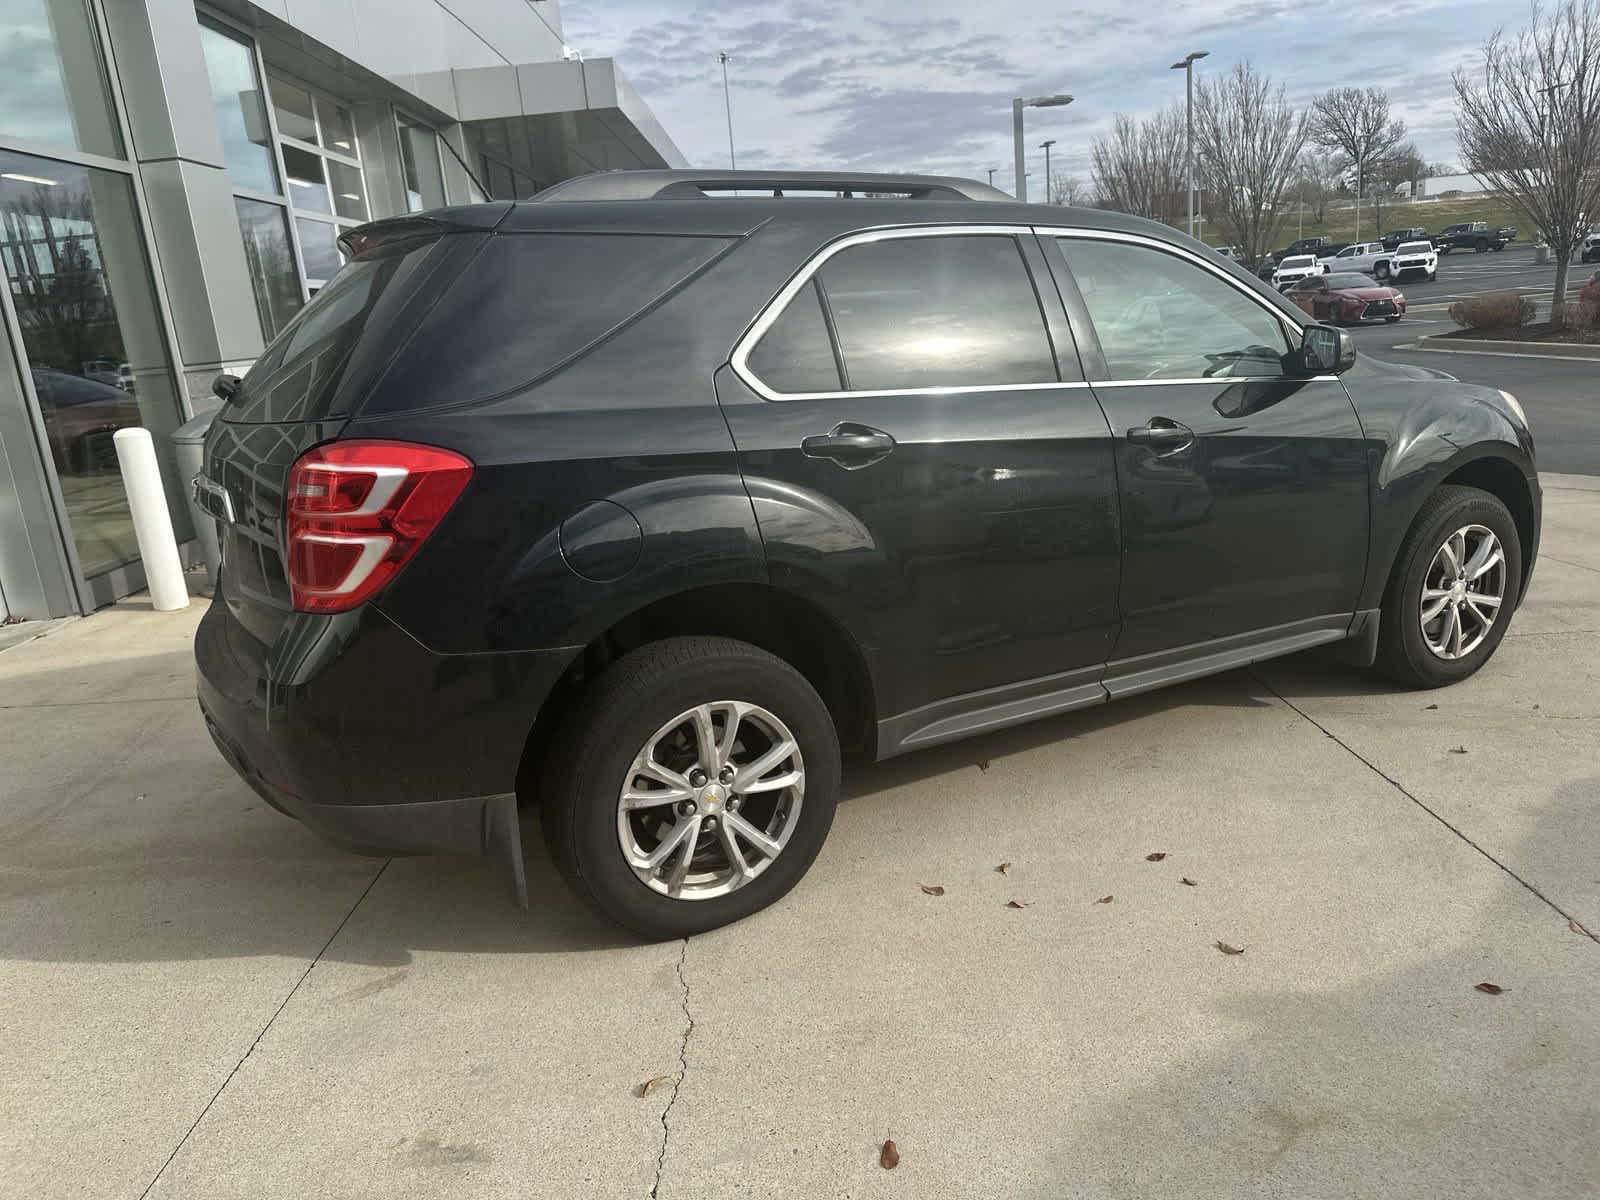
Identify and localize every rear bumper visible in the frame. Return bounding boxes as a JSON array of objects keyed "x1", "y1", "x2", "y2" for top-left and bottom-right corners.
[{"x1": 195, "y1": 594, "x2": 575, "y2": 861}]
